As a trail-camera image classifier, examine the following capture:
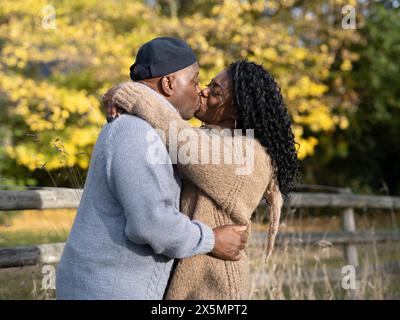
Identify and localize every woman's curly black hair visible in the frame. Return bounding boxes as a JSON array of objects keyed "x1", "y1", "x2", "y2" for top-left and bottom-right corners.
[{"x1": 229, "y1": 60, "x2": 299, "y2": 197}]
